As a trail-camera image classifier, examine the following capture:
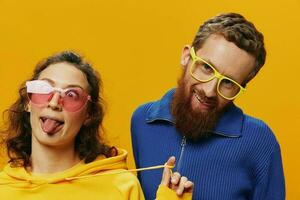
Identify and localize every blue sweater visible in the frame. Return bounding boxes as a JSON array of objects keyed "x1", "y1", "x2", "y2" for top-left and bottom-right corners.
[{"x1": 131, "y1": 89, "x2": 285, "y2": 200}]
